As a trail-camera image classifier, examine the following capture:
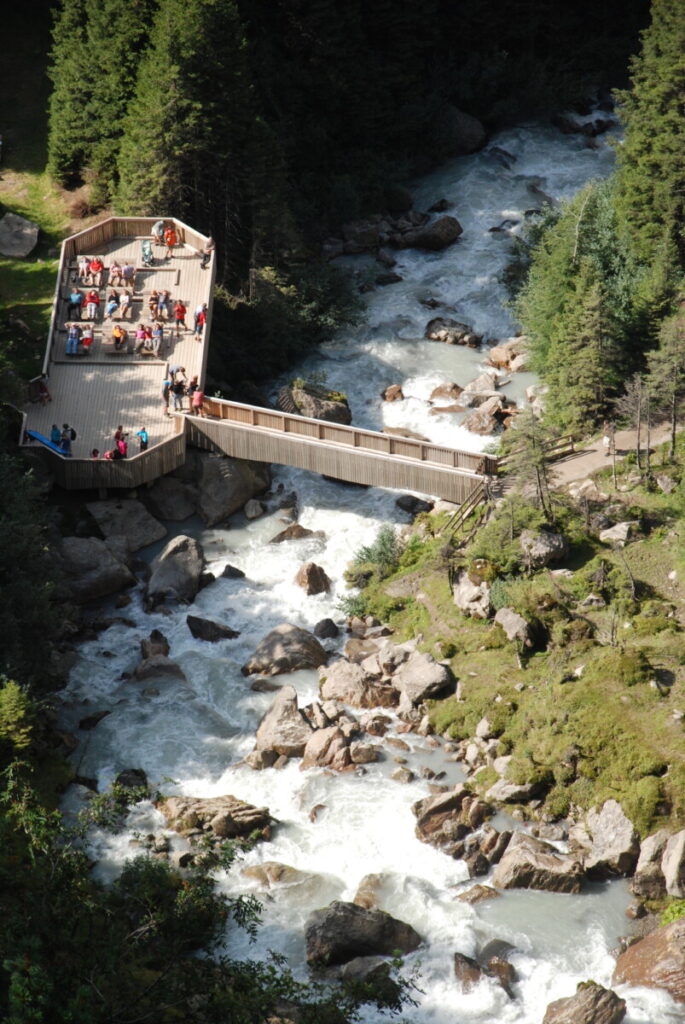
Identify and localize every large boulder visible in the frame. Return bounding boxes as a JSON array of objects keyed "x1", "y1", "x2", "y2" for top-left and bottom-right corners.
[
  {"x1": 492, "y1": 832, "x2": 584, "y2": 893},
  {"x1": 519, "y1": 529, "x2": 568, "y2": 569},
  {"x1": 453, "y1": 571, "x2": 491, "y2": 619},
  {"x1": 0, "y1": 211, "x2": 40, "y2": 258},
  {"x1": 304, "y1": 900, "x2": 421, "y2": 965},
  {"x1": 145, "y1": 477, "x2": 197, "y2": 521},
  {"x1": 186, "y1": 614, "x2": 240, "y2": 642},
  {"x1": 433, "y1": 105, "x2": 487, "y2": 156},
  {"x1": 86, "y1": 499, "x2": 167, "y2": 551},
  {"x1": 631, "y1": 830, "x2": 669, "y2": 901},
  {"x1": 462, "y1": 403, "x2": 501, "y2": 435},
  {"x1": 159, "y1": 794, "x2": 271, "y2": 841},
  {"x1": 134, "y1": 655, "x2": 187, "y2": 682},
  {"x1": 242, "y1": 623, "x2": 327, "y2": 676},
  {"x1": 254, "y1": 685, "x2": 314, "y2": 757},
  {"x1": 146, "y1": 535, "x2": 204, "y2": 608},
  {"x1": 662, "y1": 830, "x2": 685, "y2": 897},
  {"x1": 391, "y1": 650, "x2": 451, "y2": 709},
  {"x1": 613, "y1": 920, "x2": 685, "y2": 1003},
  {"x1": 413, "y1": 785, "x2": 477, "y2": 856},
  {"x1": 295, "y1": 562, "x2": 331, "y2": 595},
  {"x1": 583, "y1": 800, "x2": 640, "y2": 878},
  {"x1": 494, "y1": 607, "x2": 533, "y2": 646},
  {"x1": 542, "y1": 981, "x2": 626, "y2": 1024},
  {"x1": 291, "y1": 385, "x2": 352, "y2": 425},
  {"x1": 319, "y1": 659, "x2": 398, "y2": 708},
  {"x1": 424, "y1": 318, "x2": 479, "y2": 346},
  {"x1": 301, "y1": 726, "x2": 351, "y2": 771},
  {"x1": 196, "y1": 453, "x2": 271, "y2": 527},
  {"x1": 404, "y1": 216, "x2": 463, "y2": 251},
  {"x1": 598, "y1": 522, "x2": 638, "y2": 546},
  {"x1": 487, "y1": 337, "x2": 527, "y2": 370},
  {"x1": 57, "y1": 536, "x2": 135, "y2": 603}
]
